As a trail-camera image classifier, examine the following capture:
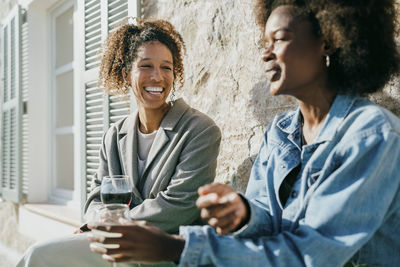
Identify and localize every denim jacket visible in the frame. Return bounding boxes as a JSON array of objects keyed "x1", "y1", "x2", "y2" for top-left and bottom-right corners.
[{"x1": 178, "y1": 94, "x2": 400, "y2": 267}]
